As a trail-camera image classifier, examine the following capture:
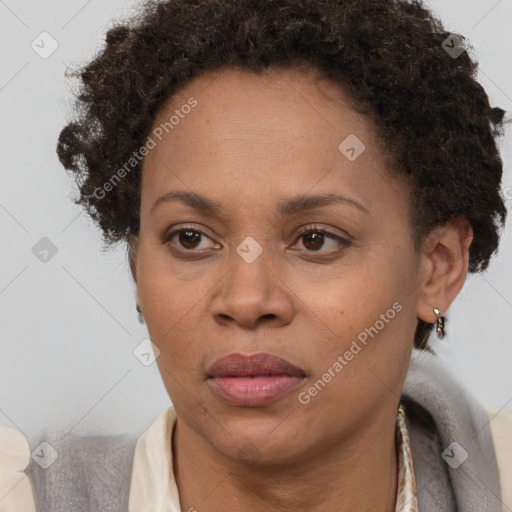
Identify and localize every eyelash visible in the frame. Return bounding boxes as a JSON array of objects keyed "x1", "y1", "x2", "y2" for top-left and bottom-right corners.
[{"x1": 162, "y1": 224, "x2": 351, "y2": 255}]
